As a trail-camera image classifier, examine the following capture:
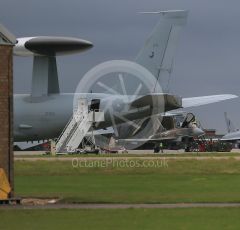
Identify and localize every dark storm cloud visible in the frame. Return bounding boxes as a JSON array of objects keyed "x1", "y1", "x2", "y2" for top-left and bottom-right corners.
[{"x1": 1, "y1": 0, "x2": 240, "y2": 133}]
